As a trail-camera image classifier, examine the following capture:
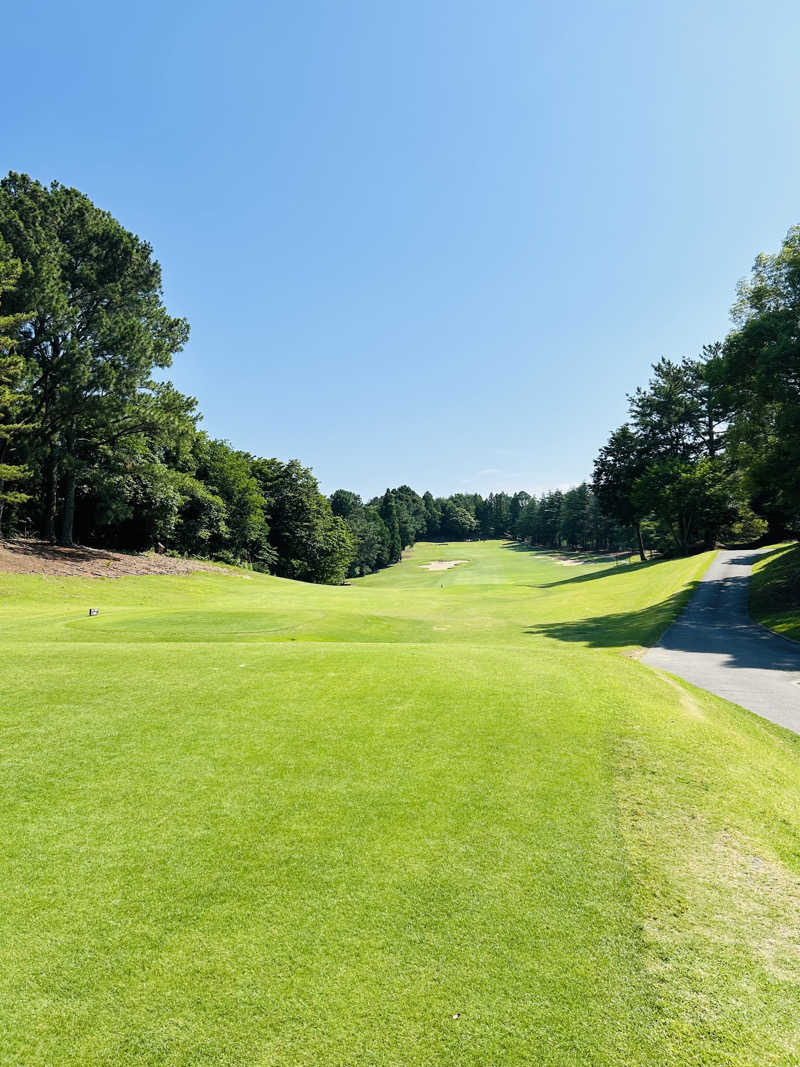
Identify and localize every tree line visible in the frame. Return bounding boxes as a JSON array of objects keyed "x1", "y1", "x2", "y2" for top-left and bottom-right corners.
[
  {"x1": 2, "y1": 172, "x2": 797, "y2": 582},
  {"x1": 0, "y1": 172, "x2": 632, "y2": 583},
  {"x1": 592, "y1": 226, "x2": 800, "y2": 560},
  {"x1": 330, "y1": 485, "x2": 632, "y2": 578},
  {"x1": 0, "y1": 174, "x2": 356, "y2": 581}
]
